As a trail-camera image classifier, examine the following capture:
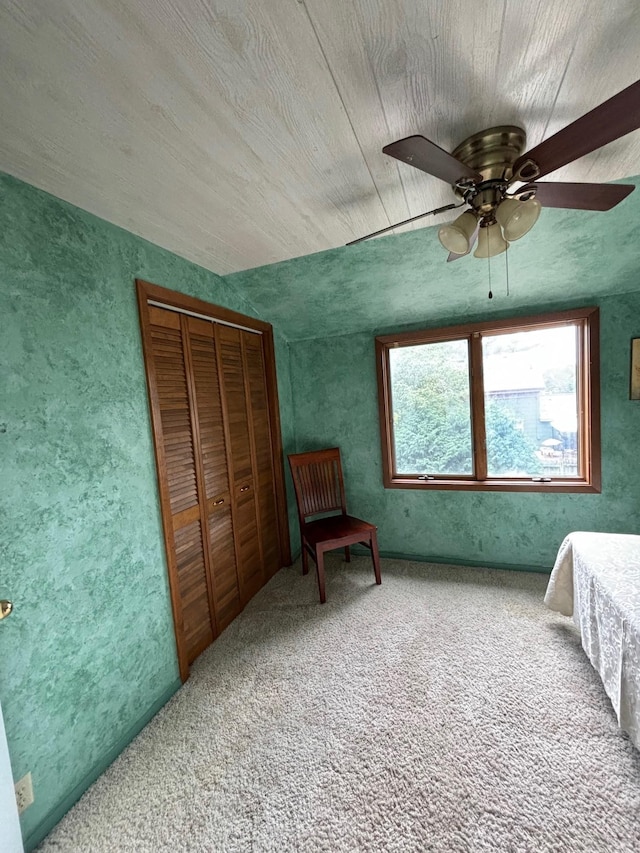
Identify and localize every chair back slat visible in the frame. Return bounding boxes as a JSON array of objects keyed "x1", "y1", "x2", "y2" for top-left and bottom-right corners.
[{"x1": 288, "y1": 448, "x2": 346, "y2": 523}]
